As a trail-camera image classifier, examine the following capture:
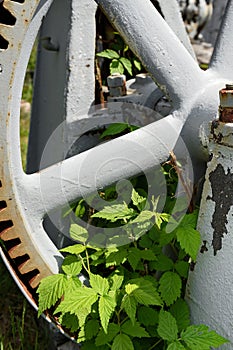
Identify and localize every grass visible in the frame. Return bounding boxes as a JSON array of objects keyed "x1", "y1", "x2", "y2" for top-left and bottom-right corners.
[
  {"x1": 0, "y1": 259, "x2": 50, "y2": 350},
  {"x1": 0, "y1": 40, "x2": 52, "y2": 350}
]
